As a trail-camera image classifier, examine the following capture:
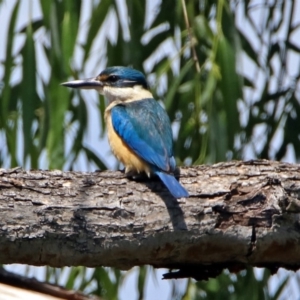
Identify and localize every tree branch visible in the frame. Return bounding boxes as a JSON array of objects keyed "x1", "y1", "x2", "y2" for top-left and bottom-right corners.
[{"x1": 1, "y1": 160, "x2": 300, "y2": 280}]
